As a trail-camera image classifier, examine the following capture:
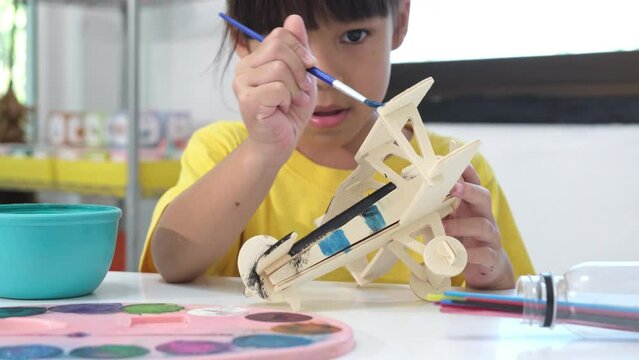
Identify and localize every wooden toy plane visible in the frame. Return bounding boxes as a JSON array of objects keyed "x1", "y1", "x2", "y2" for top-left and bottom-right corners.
[{"x1": 238, "y1": 78, "x2": 481, "y2": 308}]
